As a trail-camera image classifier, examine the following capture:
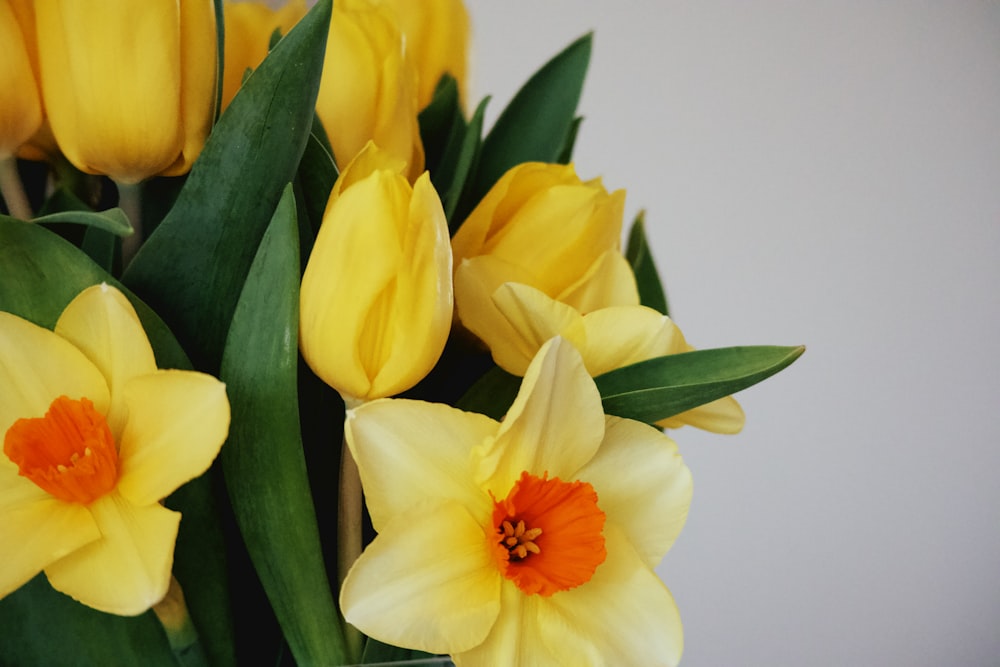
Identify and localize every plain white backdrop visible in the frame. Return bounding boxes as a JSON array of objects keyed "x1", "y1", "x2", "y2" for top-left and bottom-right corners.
[{"x1": 462, "y1": 2, "x2": 1000, "y2": 666}]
